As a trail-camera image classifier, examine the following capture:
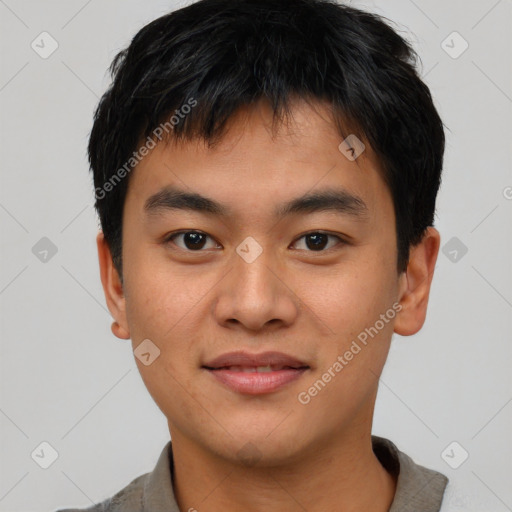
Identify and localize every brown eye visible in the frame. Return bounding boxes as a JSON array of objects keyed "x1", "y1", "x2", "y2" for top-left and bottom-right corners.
[
  {"x1": 292, "y1": 232, "x2": 344, "y2": 252},
  {"x1": 166, "y1": 231, "x2": 219, "y2": 251},
  {"x1": 305, "y1": 233, "x2": 329, "y2": 250}
]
